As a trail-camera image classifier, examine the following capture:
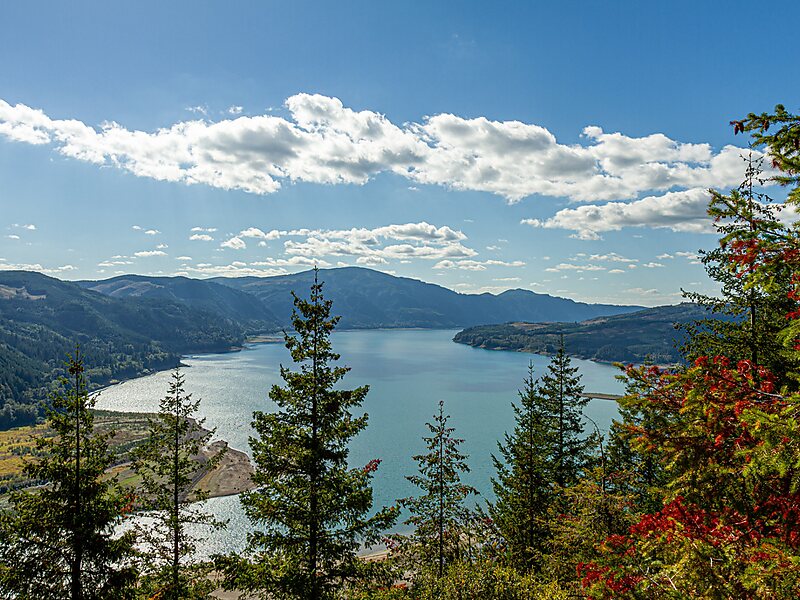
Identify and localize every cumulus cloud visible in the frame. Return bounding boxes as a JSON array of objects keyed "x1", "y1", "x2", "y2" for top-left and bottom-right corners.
[
  {"x1": 0, "y1": 95, "x2": 753, "y2": 203},
  {"x1": 134, "y1": 250, "x2": 167, "y2": 257},
  {"x1": 522, "y1": 188, "x2": 715, "y2": 239},
  {"x1": 12, "y1": 223, "x2": 36, "y2": 230},
  {"x1": 218, "y1": 221, "x2": 474, "y2": 266},
  {"x1": 220, "y1": 236, "x2": 246, "y2": 250},
  {"x1": 189, "y1": 233, "x2": 214, "y2": 241},
  {"x1": 144, "y1": 229, "x2": 160, "y2": 235}
]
